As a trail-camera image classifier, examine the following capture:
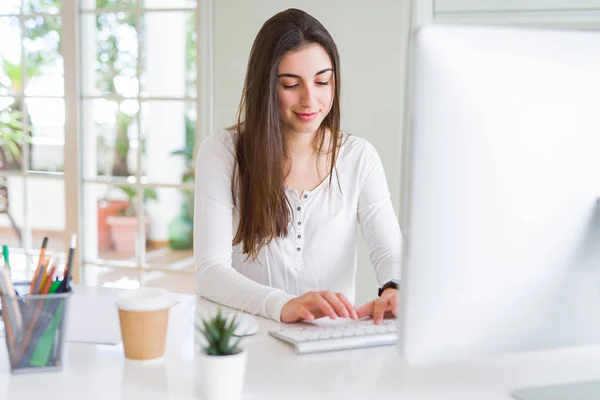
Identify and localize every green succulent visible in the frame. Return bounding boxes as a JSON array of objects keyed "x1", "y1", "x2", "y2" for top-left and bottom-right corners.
[{"x1": 198, "y1": 308, "x2": 243, "y2": 356}]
